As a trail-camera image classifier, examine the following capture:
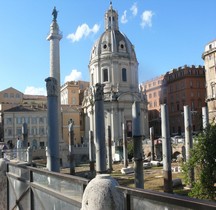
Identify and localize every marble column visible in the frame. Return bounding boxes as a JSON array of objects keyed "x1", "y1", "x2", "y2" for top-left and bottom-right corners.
[
  {"x1": 45, "y1": 77, "x2": 60, "y2": 172},
  {"x1": 94, "y1": 83, "x2": 106, "y2": 173}
]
